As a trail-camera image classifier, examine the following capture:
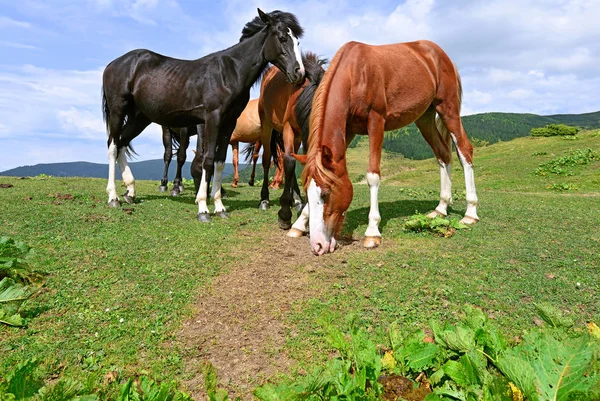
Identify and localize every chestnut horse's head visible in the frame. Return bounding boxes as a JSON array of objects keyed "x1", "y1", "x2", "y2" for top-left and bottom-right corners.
[{"x1": 301, "y1": 144, "x2": 353, "y2": 256}]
